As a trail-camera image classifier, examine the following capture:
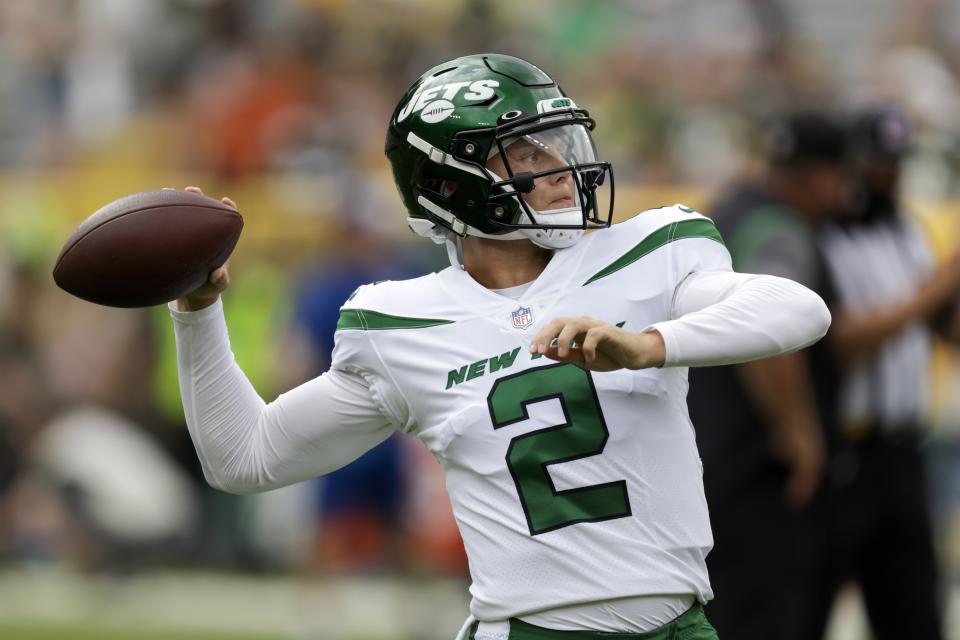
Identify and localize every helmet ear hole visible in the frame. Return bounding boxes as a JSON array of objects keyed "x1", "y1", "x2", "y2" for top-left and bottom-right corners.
[
  {"x1": 453, "y1": 138, "x2": 482, "y2": 159},
  {"x1": 486, "y1": 200, "x2": 520, "y2": 223},
  {"x1": 419, "y1": 174, "x2": 460, "y2": 200}
]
